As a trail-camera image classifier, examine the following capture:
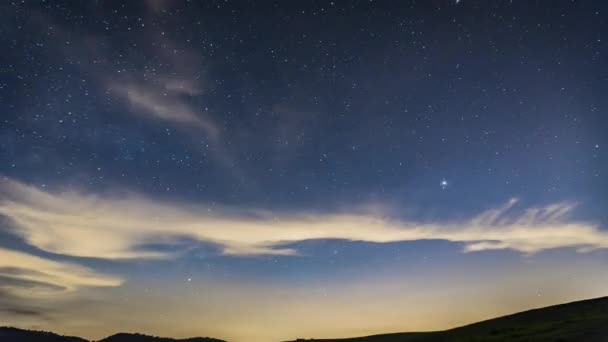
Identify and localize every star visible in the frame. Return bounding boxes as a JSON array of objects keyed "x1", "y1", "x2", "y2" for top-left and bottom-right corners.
[{"x1": 441, "y1": 179, "x2": 449, "y2": 189}]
